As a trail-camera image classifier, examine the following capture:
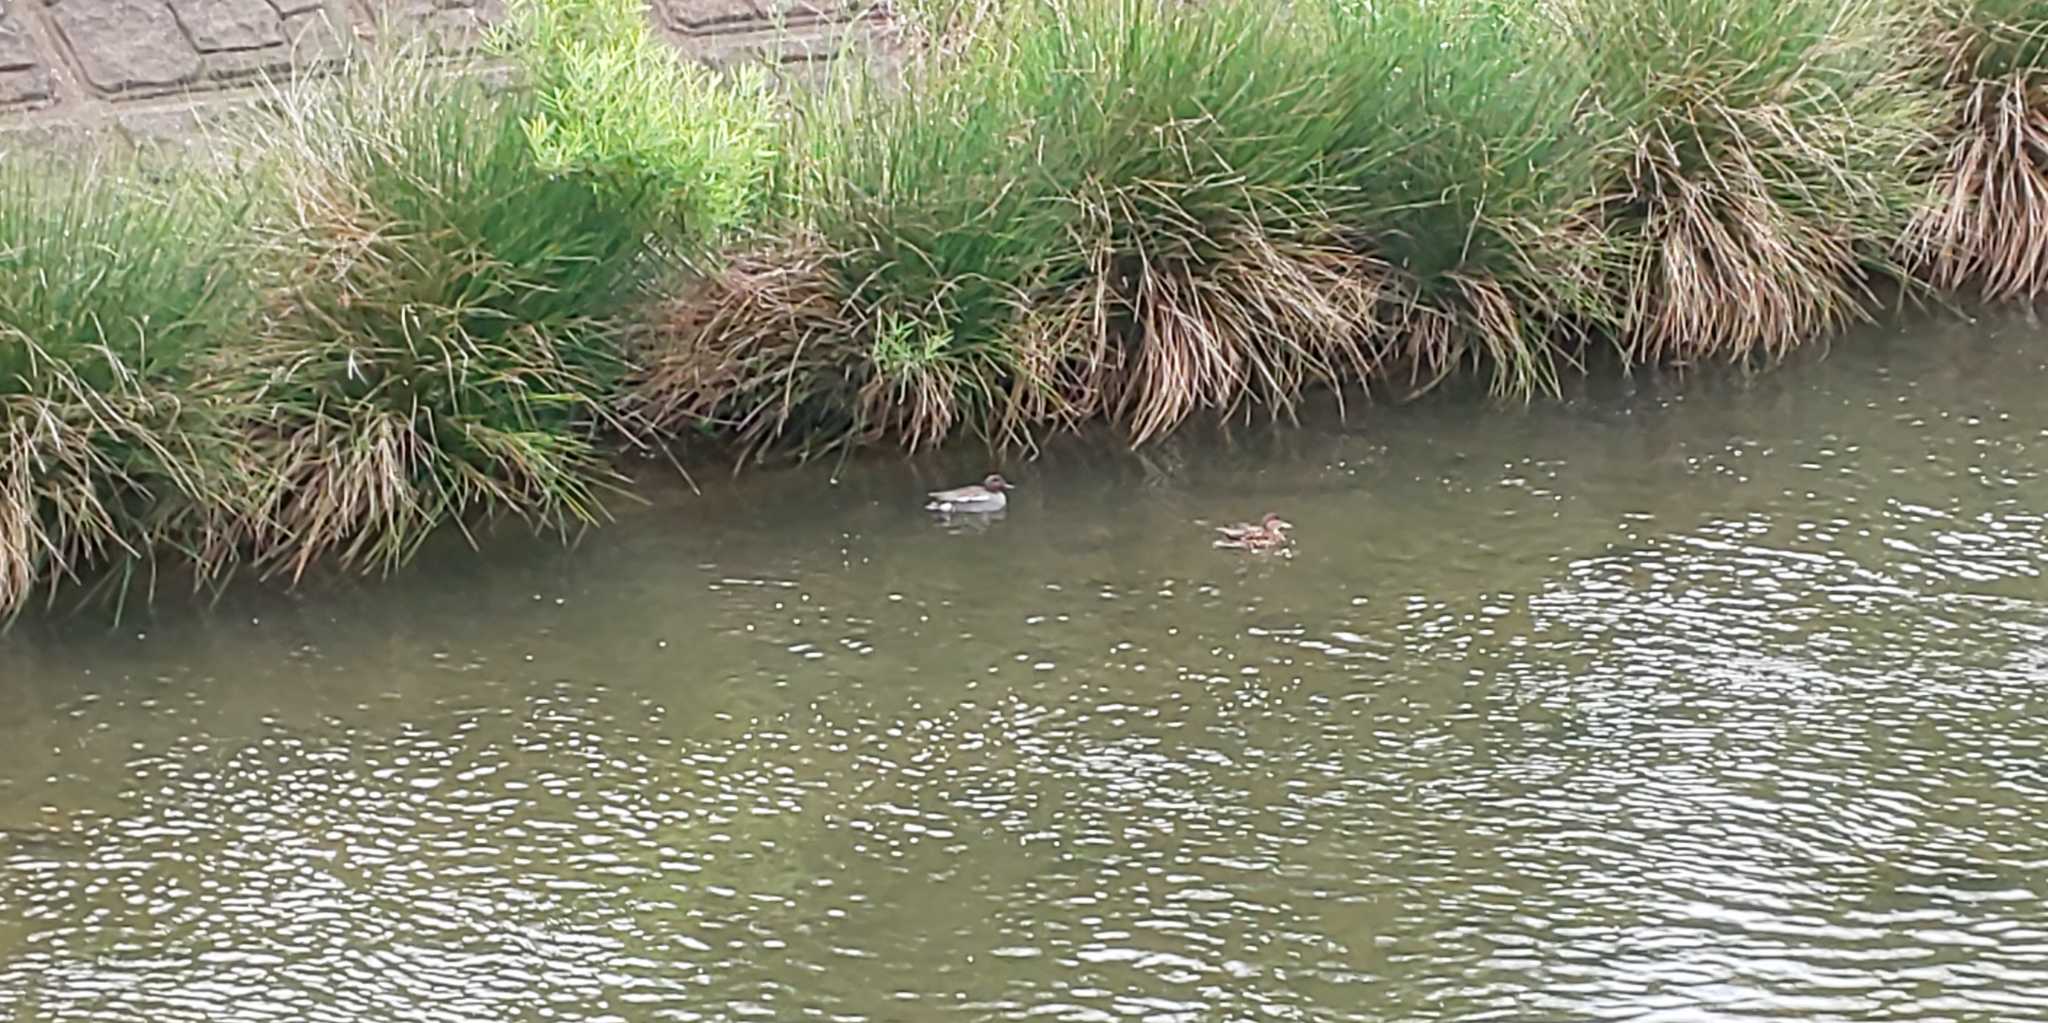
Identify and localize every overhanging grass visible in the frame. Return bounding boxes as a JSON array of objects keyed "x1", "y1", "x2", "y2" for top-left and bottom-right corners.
[
  {"x1": 1905, "y1": 0, "x2": 2048, "y2": 298},
  {"x1": 636, "y1": 0, "x2": 1611, "y2": 458},
  {"x1": 209, "y1": 54, "x2": 671, "y2": 581},
  {"x1": 1311, "y1": 0, "x2": 1607, "y2": 397},
  {"x1": 1568, "y1": 0, "x2": 1941, "y2": 364},
  {"x1": 0, "y1": 161, "x2": 251, "y2": 618}
]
